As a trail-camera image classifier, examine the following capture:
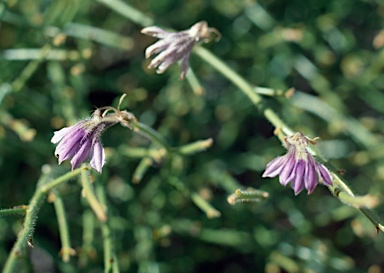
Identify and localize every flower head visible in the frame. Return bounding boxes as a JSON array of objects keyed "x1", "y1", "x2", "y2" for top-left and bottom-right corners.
[
  {"x1": 262, "y1": 132, "x2": 333, "y2": 195},
  {"x1": 51, "y1": 97, "x2": 136, "y2": 173},
  {"x1": 141, "y1": 21, "x2": 220, "y2": 80}
]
